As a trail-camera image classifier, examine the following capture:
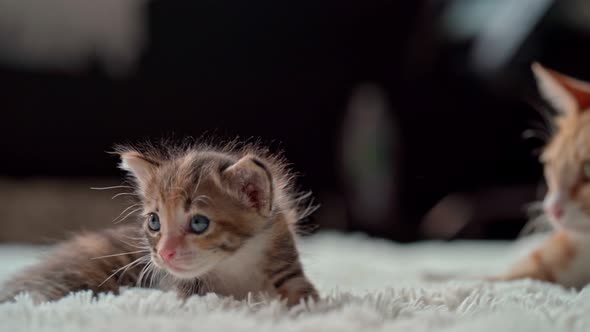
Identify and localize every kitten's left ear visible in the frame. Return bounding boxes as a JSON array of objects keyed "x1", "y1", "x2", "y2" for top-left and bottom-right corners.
[
  {"x1": 118, "y1": 150, "x2": 160, "y2": 192},
  {"x1": 532, "y1": 62, "x2": 590, "y2": 115},
  {"x1": 222, "y1": 155, "x2": 273, "y2": 217}
]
